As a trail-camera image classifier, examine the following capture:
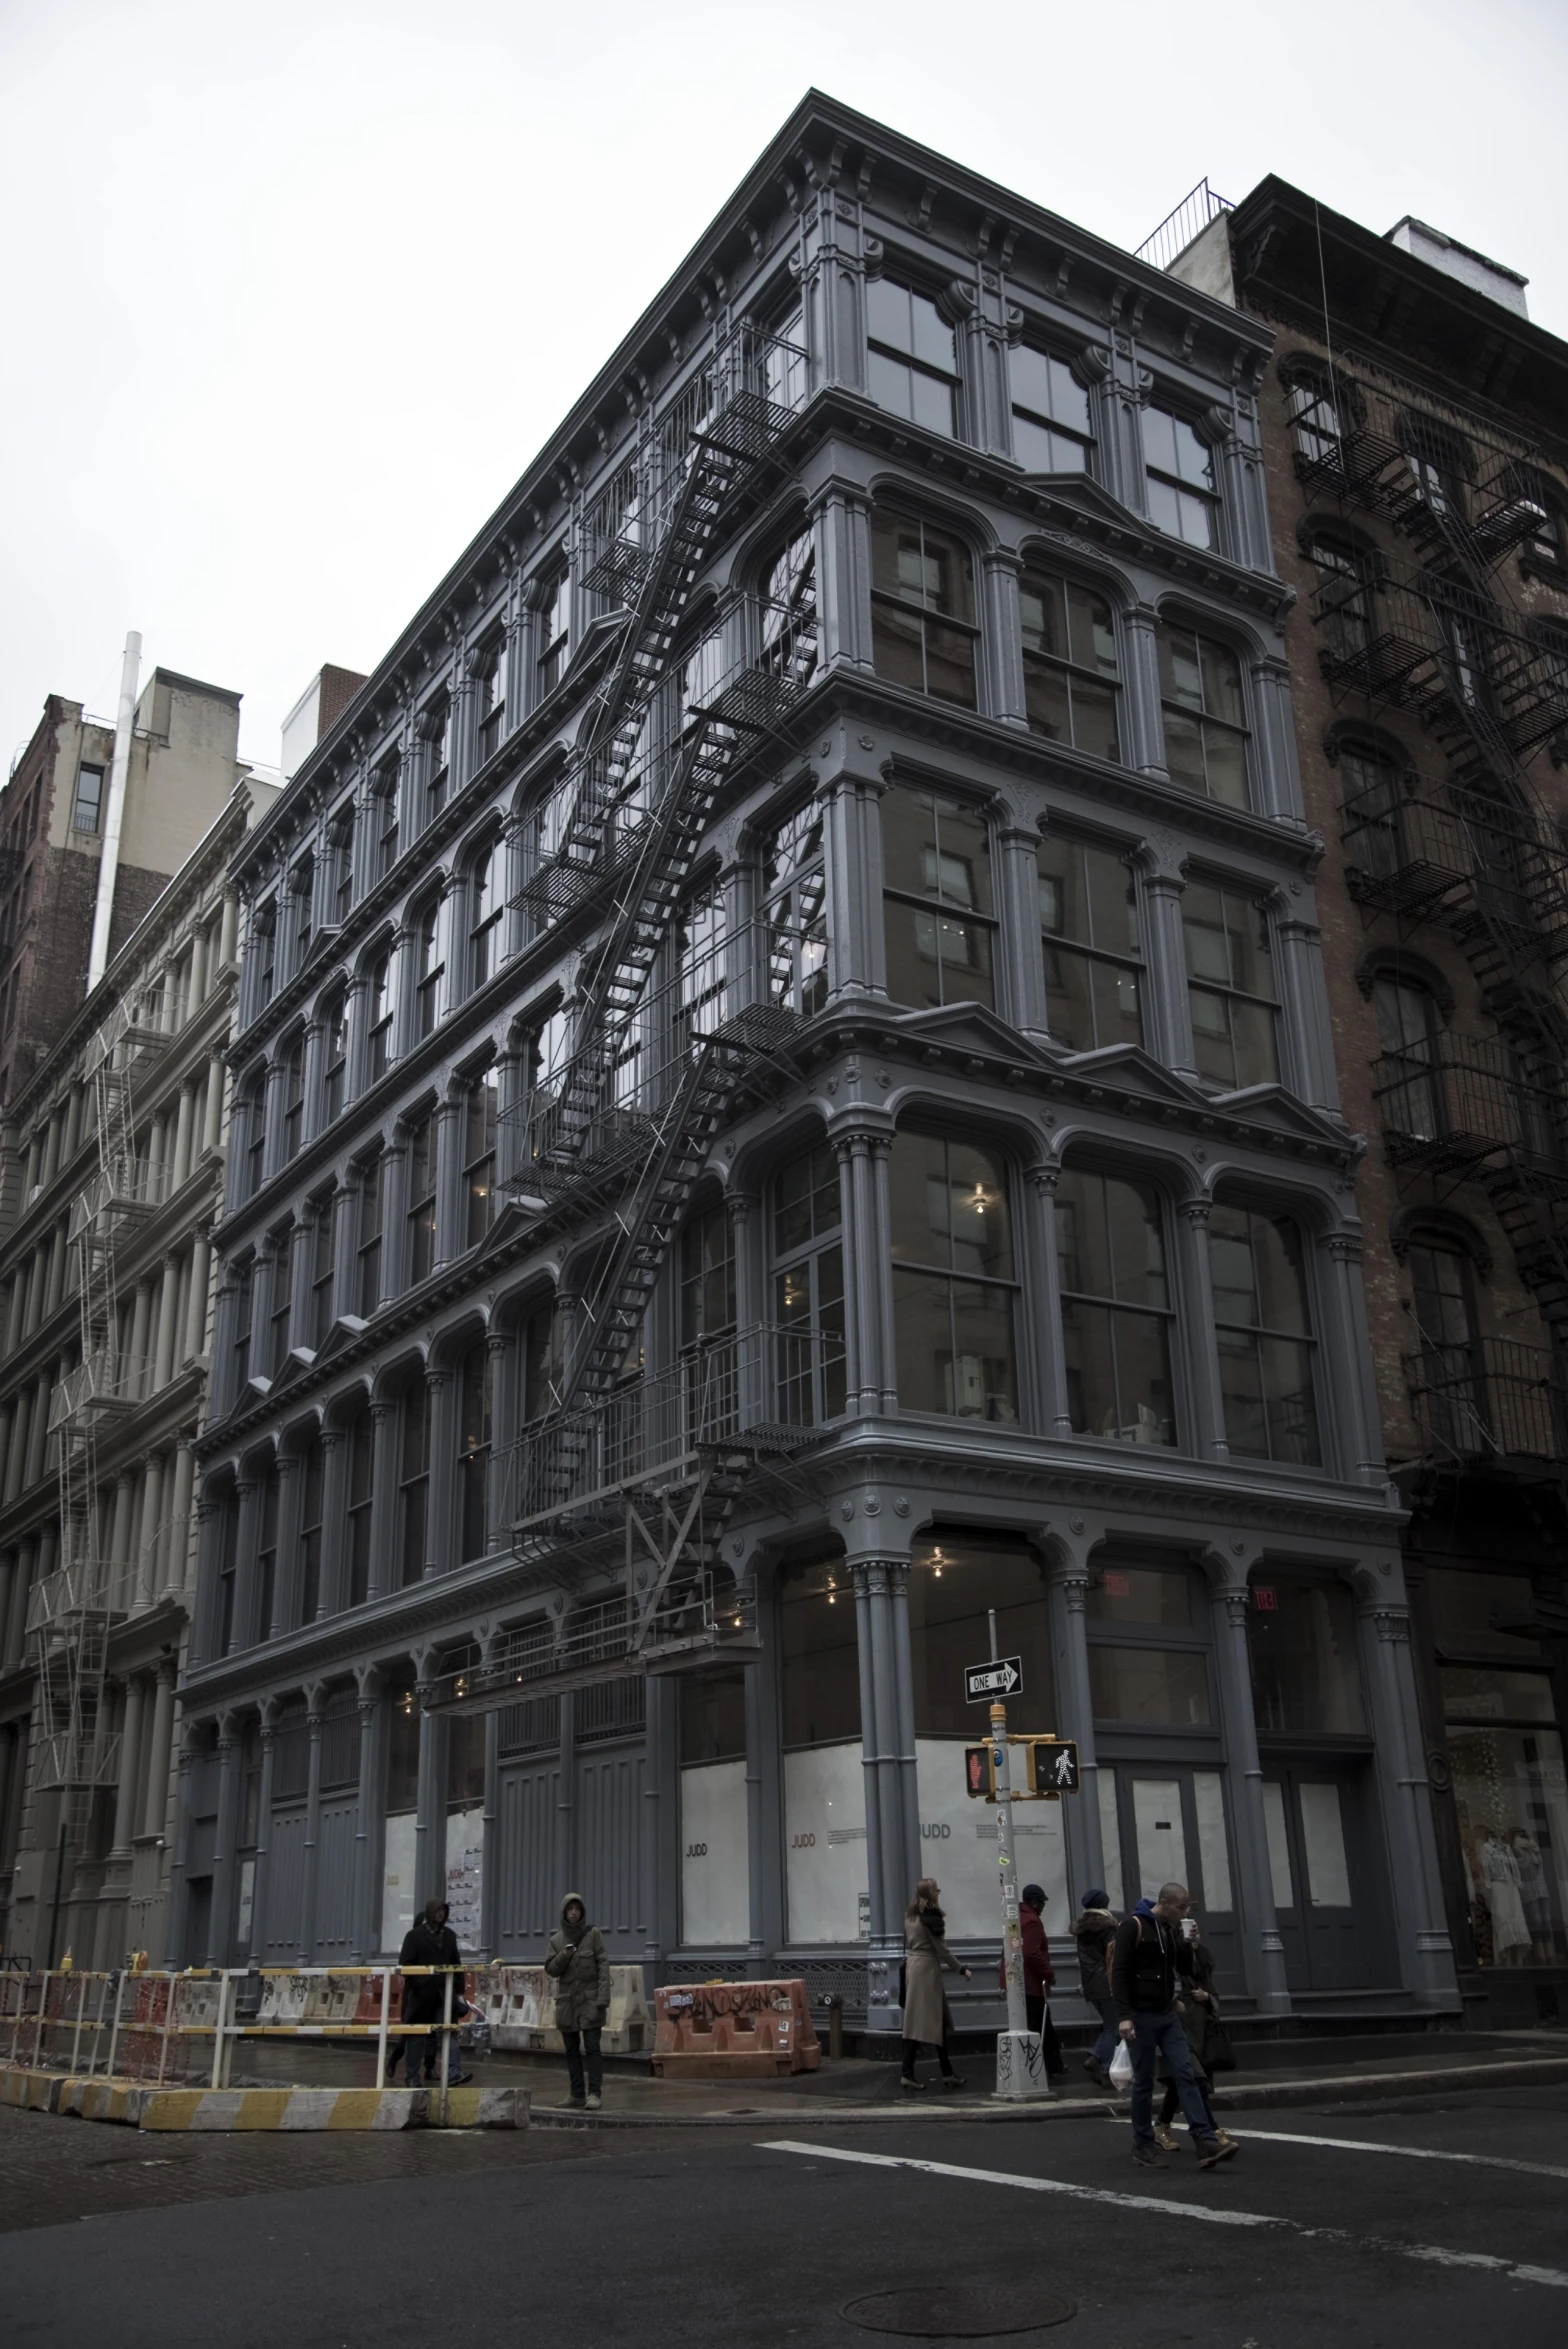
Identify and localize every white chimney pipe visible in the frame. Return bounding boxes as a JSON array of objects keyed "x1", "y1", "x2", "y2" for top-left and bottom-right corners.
[{"x1": 87, "y1": 629, "x2": 141, "y2": 991}]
